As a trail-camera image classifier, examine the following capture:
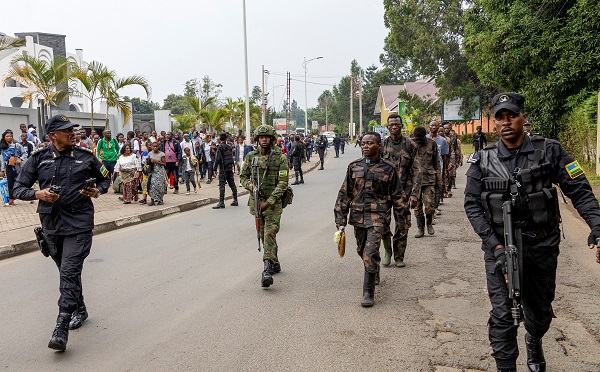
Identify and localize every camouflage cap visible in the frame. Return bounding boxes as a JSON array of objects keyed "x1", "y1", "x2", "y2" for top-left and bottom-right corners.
[{"x1": 255, "y1": 124, "x2": 276, "y2": 139}]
